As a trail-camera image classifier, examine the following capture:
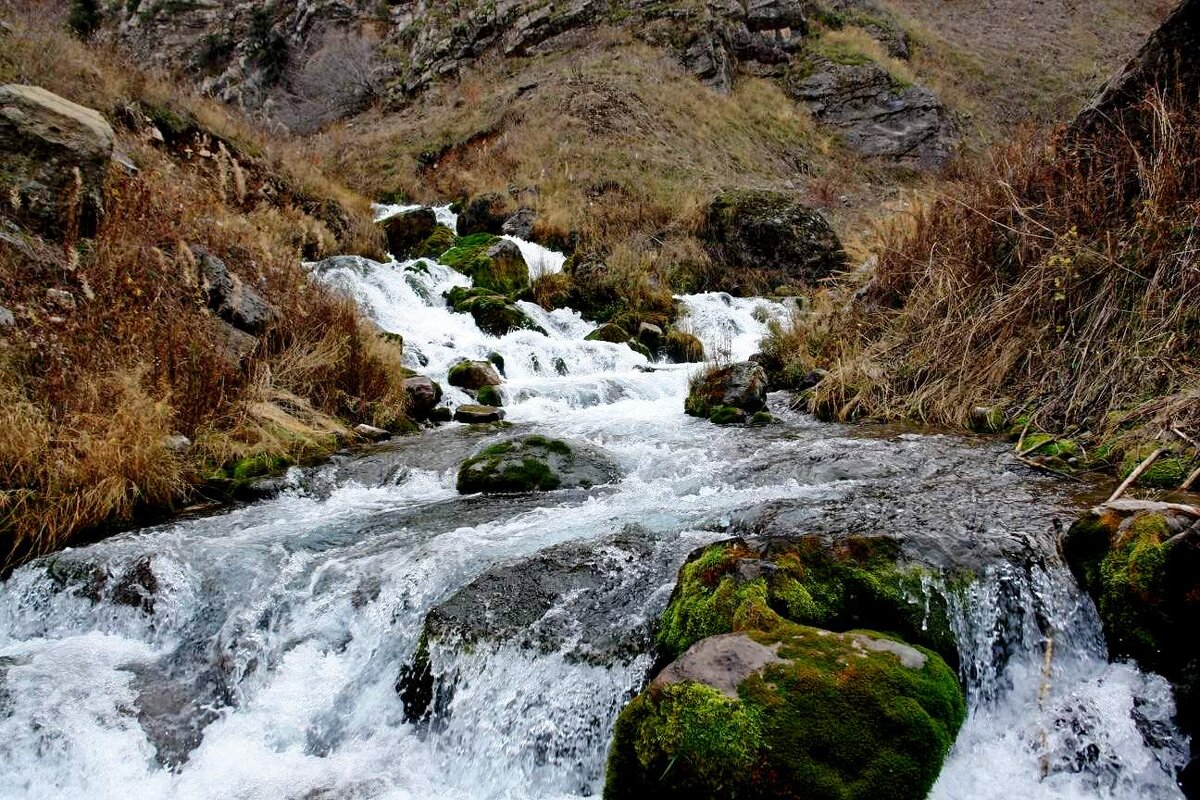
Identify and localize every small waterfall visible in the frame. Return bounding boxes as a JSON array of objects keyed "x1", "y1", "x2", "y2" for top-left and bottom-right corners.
[{"x1": 0, "y1": 205, "x2": 1186, "y2": 799}]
